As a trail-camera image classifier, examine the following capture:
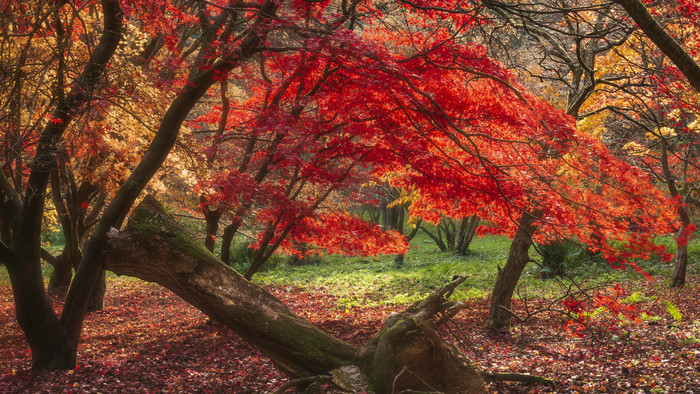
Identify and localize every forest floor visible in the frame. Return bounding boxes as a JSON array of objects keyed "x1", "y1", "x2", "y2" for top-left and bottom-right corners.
[{"x1": 0, "y1": 273, "x2": 698, "y2": 393}]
